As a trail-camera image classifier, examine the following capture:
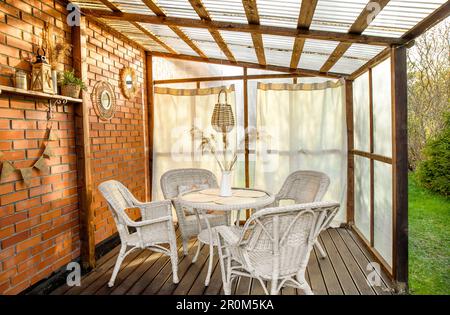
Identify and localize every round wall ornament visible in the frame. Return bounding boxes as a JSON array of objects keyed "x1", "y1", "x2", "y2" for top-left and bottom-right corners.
[
  {"x1": 91, "y1": 81, "x2": 116, "y2": 120},
  {"x1": 120, "y1": 67, "x2": 138, "y2": 99}
]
